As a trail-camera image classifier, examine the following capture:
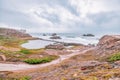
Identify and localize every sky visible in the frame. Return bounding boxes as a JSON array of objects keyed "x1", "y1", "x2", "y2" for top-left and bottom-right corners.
[{"x1": 0, "y1": 0, "x2": 120, "y2": 35}]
